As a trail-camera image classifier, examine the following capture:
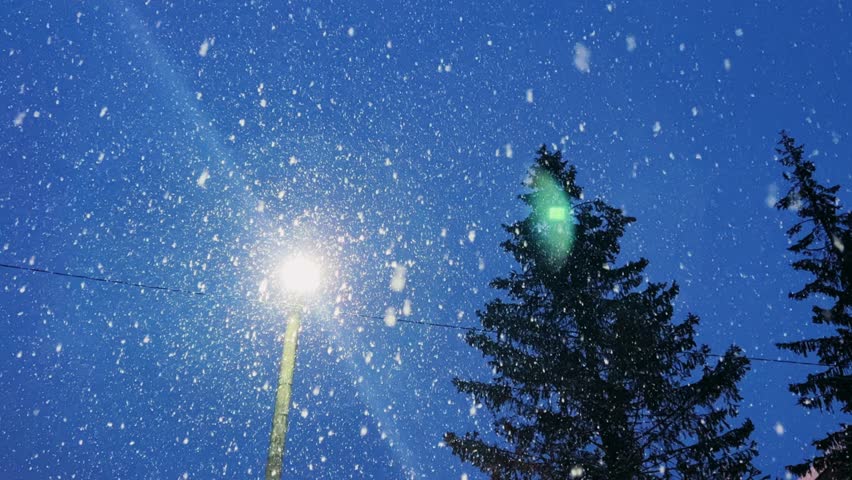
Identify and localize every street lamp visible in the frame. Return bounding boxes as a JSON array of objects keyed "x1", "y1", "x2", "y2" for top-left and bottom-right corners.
[{"x1": 265, "y1": 254, "x2": 321, "y2": 480}]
